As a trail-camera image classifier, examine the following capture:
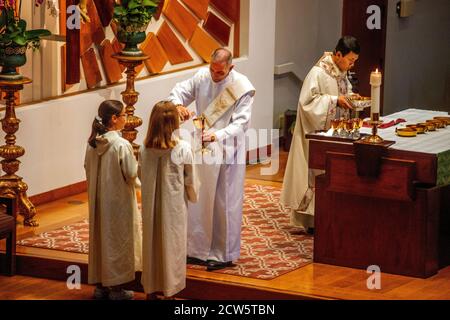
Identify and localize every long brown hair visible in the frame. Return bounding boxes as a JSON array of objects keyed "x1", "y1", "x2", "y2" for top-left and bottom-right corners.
[
  {"x1": 88, "y1": 100, "x2": 124, "y2": 148},
  {"x1": 144, "y1": 101, "x2": 180, "y2": 149}
]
